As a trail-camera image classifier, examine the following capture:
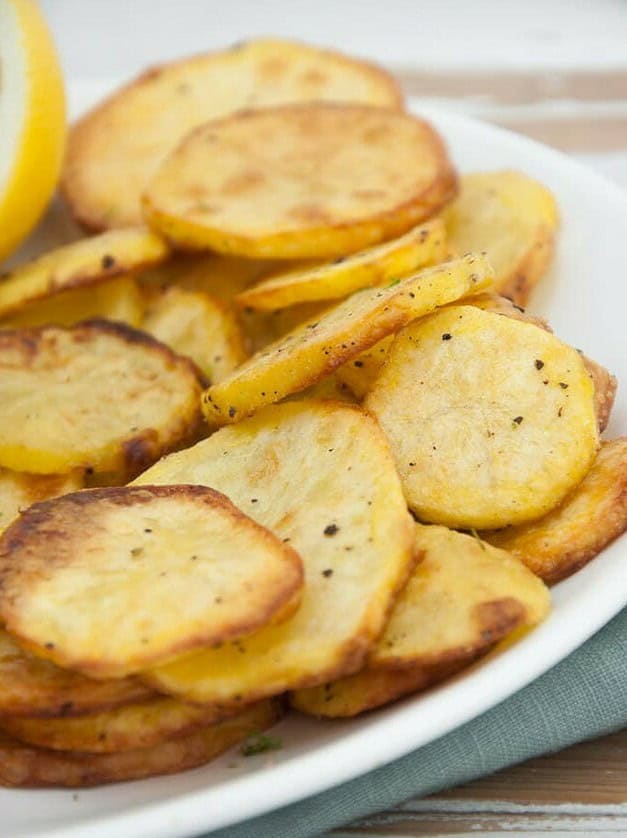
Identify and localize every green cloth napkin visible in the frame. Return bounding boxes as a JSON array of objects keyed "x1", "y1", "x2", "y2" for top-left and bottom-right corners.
[{"x1": 211, "y1": 606, "x2": 626, "y2": 838}]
